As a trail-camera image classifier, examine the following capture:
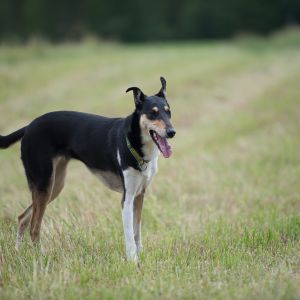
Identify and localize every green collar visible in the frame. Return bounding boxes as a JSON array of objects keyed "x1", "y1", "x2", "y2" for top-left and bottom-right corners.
[{"x1": 125, "y1": 136, "x2": 148, "y2": 171}]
